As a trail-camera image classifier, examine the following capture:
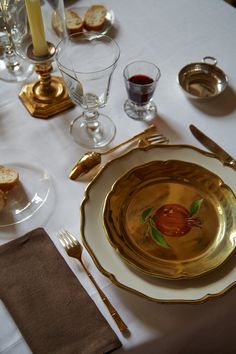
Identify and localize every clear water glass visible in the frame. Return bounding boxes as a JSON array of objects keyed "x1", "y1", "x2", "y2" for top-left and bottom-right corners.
[
  {"x1": 0, "y1": 0, "x2": 33, "y2": 82},
  {"x1": 56, "y1": 32, "x2": 120, "y2": 148}
]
